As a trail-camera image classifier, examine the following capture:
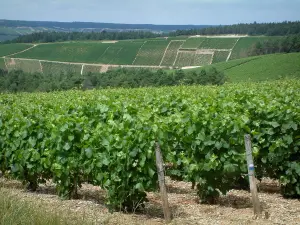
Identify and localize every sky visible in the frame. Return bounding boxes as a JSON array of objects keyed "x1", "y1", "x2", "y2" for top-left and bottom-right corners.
[{"x1": 1, "y1": 0, "x2": 300, "y2": 25}]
